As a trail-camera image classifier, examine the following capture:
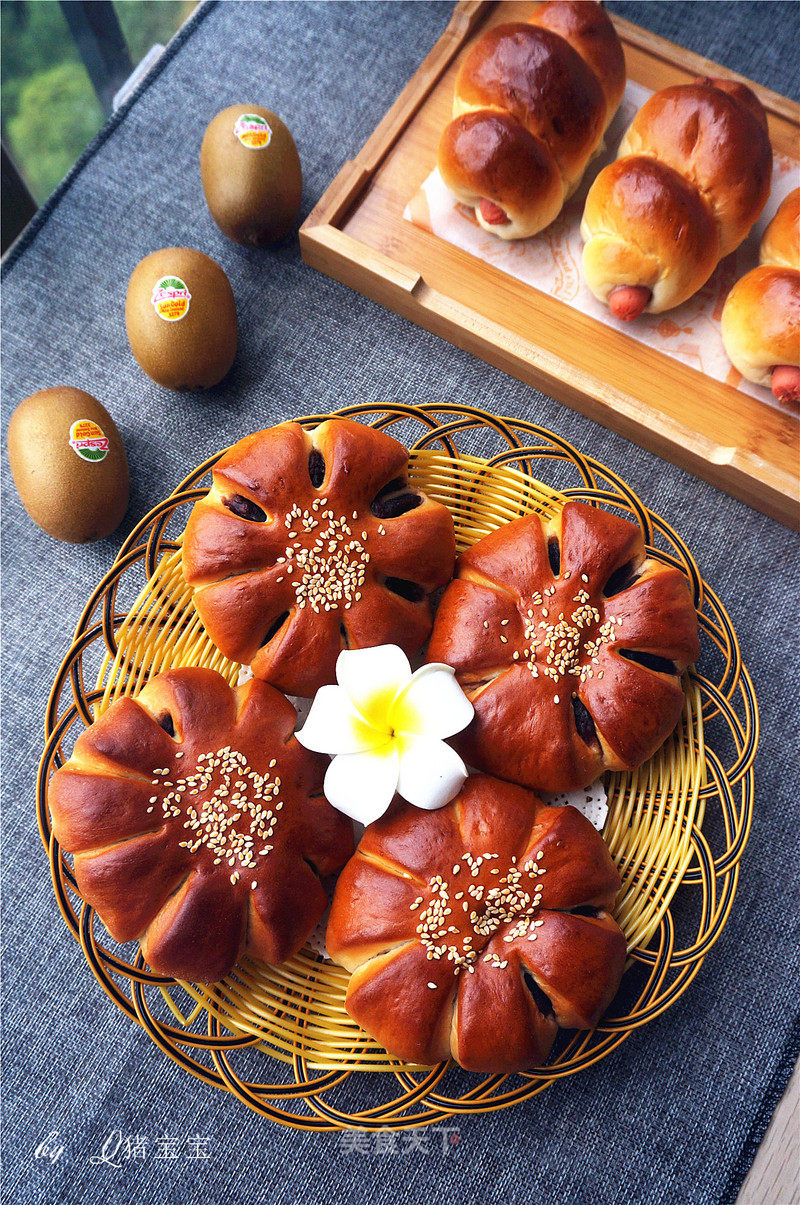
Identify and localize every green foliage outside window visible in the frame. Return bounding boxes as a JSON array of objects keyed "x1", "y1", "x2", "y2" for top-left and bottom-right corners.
[{"x1": 1, "y1": 1, "x2": 195, "y2": 204}]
